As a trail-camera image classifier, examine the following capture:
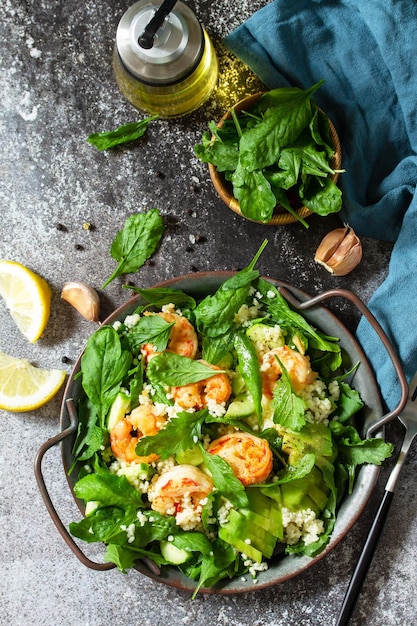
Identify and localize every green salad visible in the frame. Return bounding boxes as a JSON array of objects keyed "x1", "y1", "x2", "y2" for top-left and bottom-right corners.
[{"x1": 69, "y1": 246, "x2": 392, "y2": 594}]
